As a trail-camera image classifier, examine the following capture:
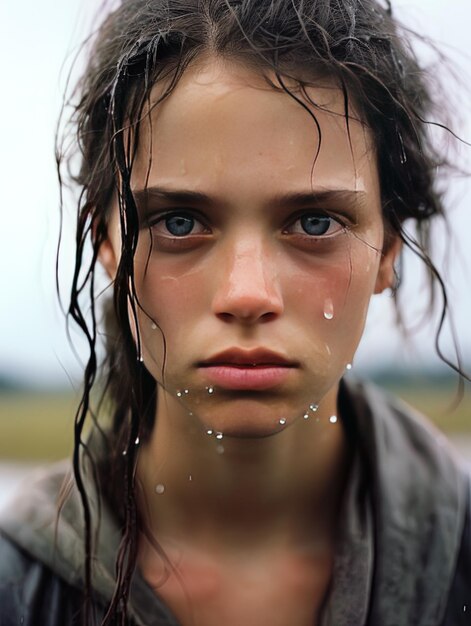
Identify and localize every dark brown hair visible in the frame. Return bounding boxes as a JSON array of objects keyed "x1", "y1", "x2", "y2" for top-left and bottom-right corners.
[{"x1": 57, "y1": 0, "x2": 465, "y2": 622}]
